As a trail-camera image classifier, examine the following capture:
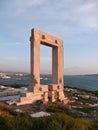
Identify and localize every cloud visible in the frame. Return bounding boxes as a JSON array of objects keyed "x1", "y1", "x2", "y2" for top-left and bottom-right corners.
[
  {"x1": 50, "y1": 0, "x2": 98, "y2": 30},
  {"x1": 0, "y1": 0, "x2": 45, "y2": 16},
  {"x1": 74, "y1": 1, "x2": 98, "y2": 29},
  {"x1": 0, "y1": 0, "x2": 98, "y2": 46},
  {"x1": 78, "y1": 0, "x2": 98, "y2": 12},
  {"x1": 51, "y1": 0, "x2": 98, "y2": 31}
]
